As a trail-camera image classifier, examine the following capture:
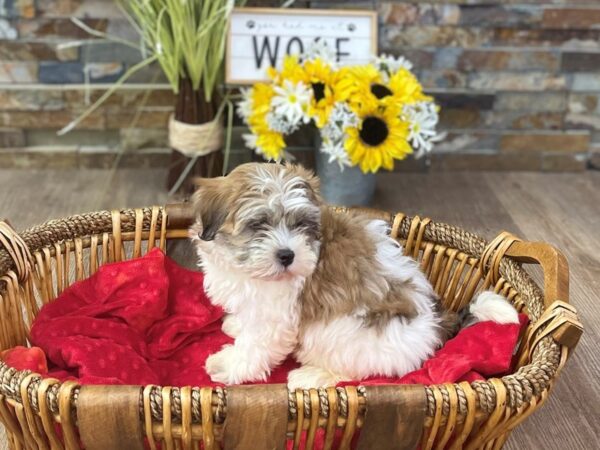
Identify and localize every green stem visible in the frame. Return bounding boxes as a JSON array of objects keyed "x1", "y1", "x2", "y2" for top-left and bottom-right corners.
[
  {"x1": 70, "y1": 17, "x2": 141, "y2": 50},
  {"x1": 57, "y1": 55, "x2": 158, "y2": 135},
  {"x1": 223, "y1": 95, "x2": 234, "y2": 175}
]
